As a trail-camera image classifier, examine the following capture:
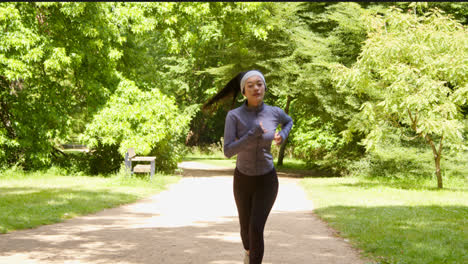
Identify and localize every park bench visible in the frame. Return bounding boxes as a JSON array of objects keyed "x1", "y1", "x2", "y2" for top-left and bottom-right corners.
[{"x1": 124, "y1": 148, "x2": 156, "y2": 180}]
